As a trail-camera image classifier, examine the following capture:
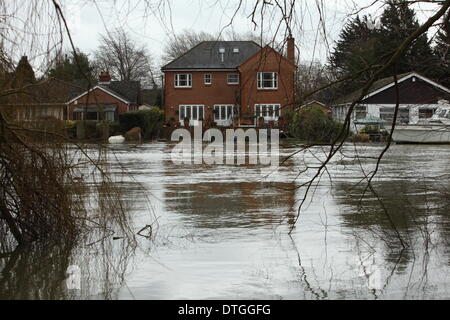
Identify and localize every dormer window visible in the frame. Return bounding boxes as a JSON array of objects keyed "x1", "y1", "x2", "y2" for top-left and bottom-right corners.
[
  {"x1": 257, "y1": 72, "x2": 278, "y2": 90},
  {"x1": 227, "y1": 73, "x2": 239, "y2": 85},
  {"x1": 174, "y1": 74, "x2": 192, "y2": 88}
]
